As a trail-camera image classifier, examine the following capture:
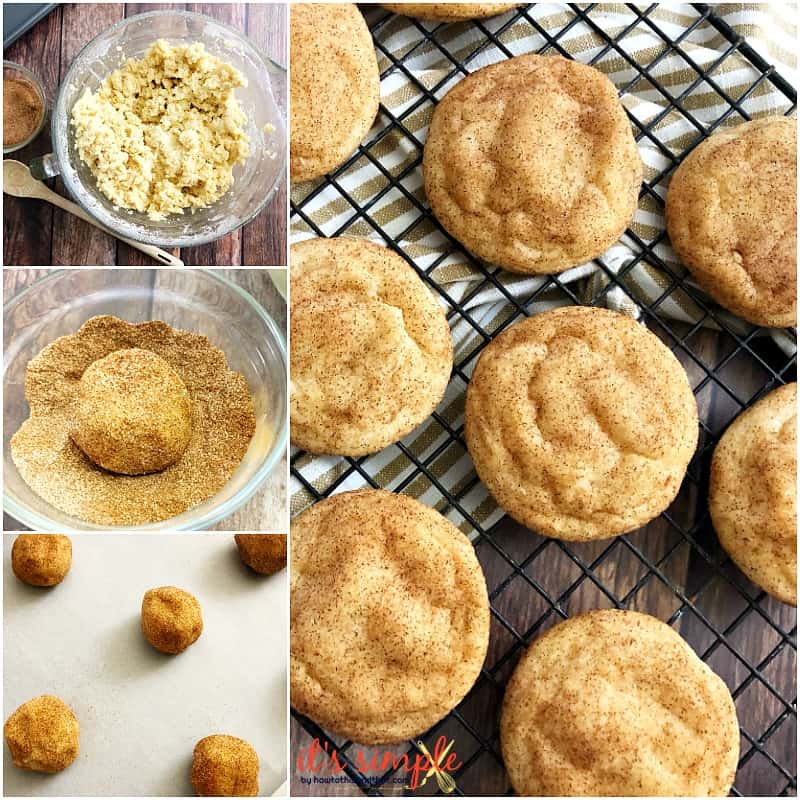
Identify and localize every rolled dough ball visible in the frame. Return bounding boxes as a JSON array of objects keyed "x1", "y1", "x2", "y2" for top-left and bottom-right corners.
[
  {"x1": 71, "y1": 348, "x2": 192, "y2": 475},
  {"x1": 4, "y1": 695, "x2": 80, "y2": 773},
  {"x1": 235, "y1": 534, "x2": 287, "y2": 575},
  {"x1": 191, "y1": 734, "x2": 259, "y2": 796},
  {"x1": 11, "y1": 534, "x2": 72, "y2": 587},
  {"x1": 141, "y1": 586, "x2": 203, "y2": 654}
]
